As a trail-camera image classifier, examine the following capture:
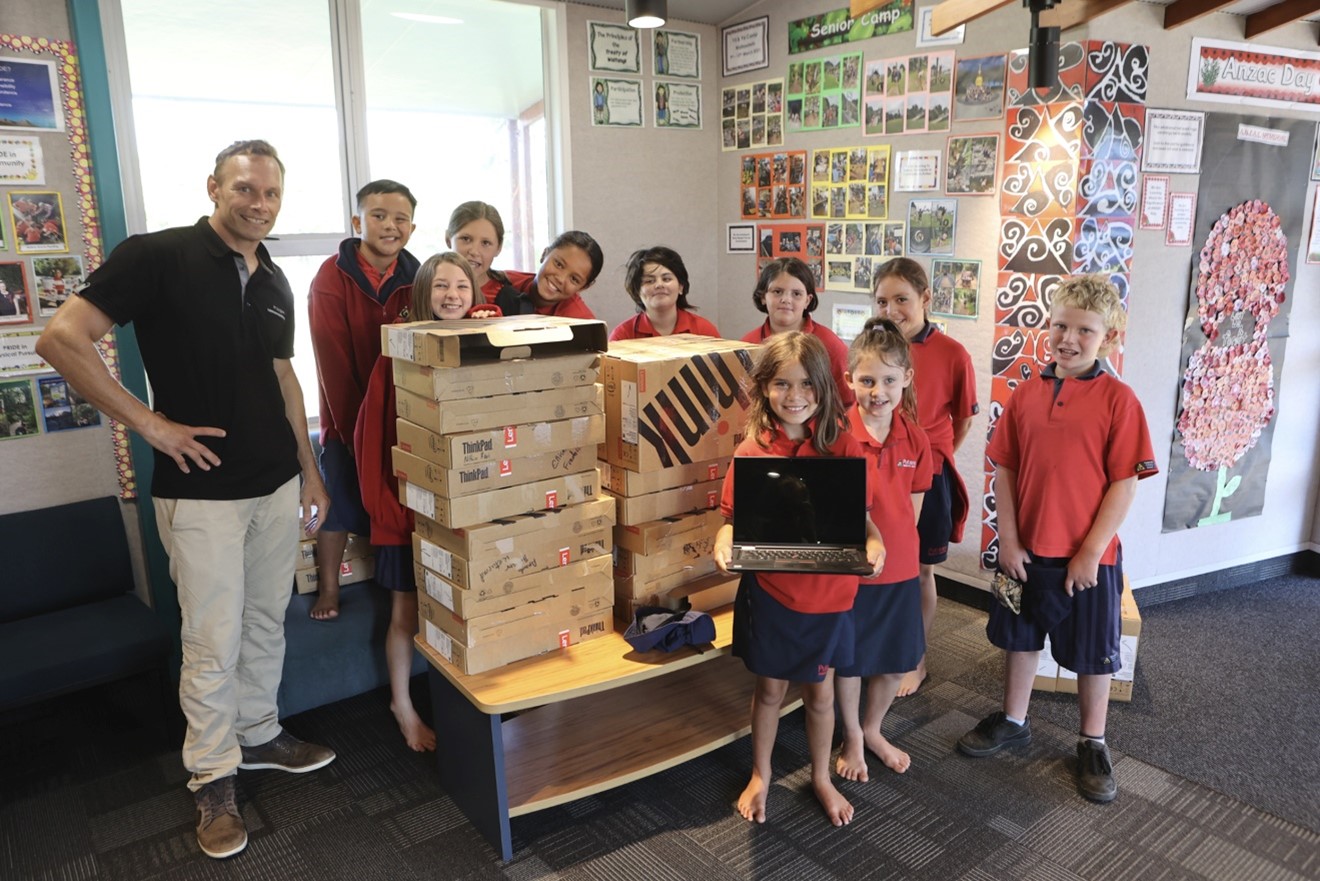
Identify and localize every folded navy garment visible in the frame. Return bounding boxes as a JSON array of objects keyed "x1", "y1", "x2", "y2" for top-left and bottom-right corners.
[{"x1": 623, "y1": 606, "x2": 717, "y2": 653}]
